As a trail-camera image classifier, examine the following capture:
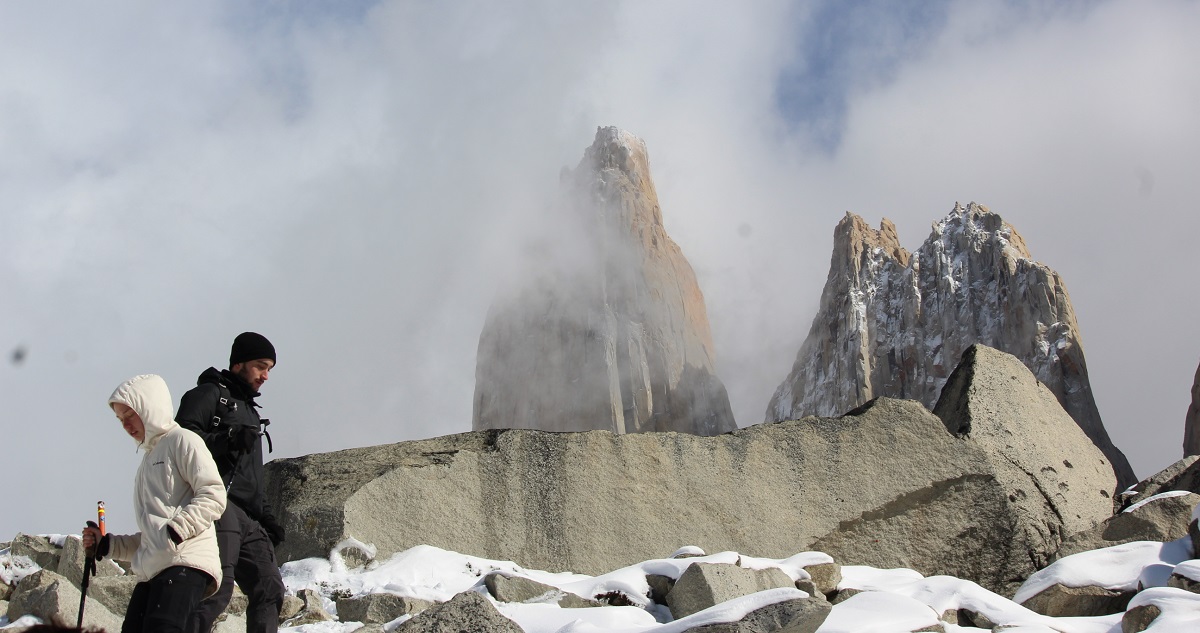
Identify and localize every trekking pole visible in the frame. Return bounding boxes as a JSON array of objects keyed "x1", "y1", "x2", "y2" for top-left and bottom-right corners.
[{"x1": 77, "y1": 501, "x2": 104, "y2": 628}]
